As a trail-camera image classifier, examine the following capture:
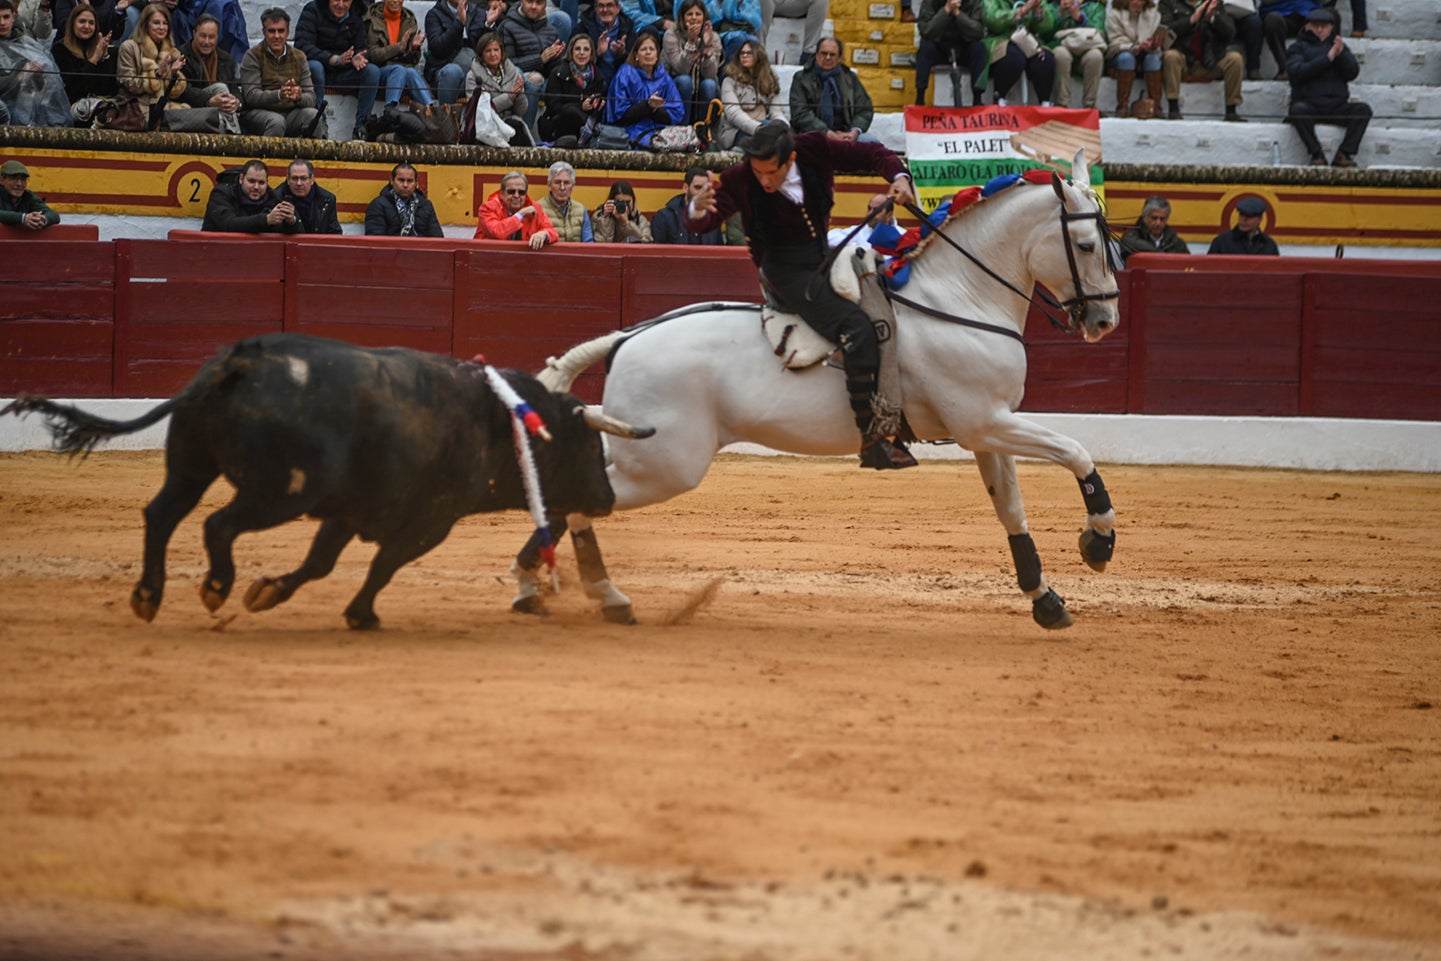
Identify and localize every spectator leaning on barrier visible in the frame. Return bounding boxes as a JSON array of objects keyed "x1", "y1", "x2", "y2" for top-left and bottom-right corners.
[
  {"x1": 201, "y1": 159, "x2": 298, "y2": 233},
  {"x1": 0, "y1": 159, "x2": 59, "y2": 230},
  {"x1": 1285, "y1": 6, "x2": 1368, "y2": 169},
  {"x1": 240, "y1": 7, "x2": 324, "y2": 138},
  {"x1": 825, "y1": 191, "x2": 895, "y2": 246},
  {"x1": 474, "y1": 170, "x2": 560, "y2": 249},
  {"x1": 1207, "y1": 196, "x2": 1279, "y2": 255},
  {"x1": 914, "y1": 0, "x2": 985, "y2": 107},
  {"x1": 592, "y1": 178, "x2": 652, "y2": 242},
  {"x1": 275, "y1": 158, "x2": 341, "y2": 234},
  {"x1": 788, "y1": 37, "x2": 876, "y2": 141},
  {"x1": 365, "y1": 161, "x2": 444, "y2": 237},
  {"x1": 652, "y1": 166, "x2": 726, "y2": 245},
  {"x1": 1158, "y1": 0, "x2": 1244, "y2": 121},
  {"x1": 537, "y1": 160, "x2": 593, "y2": 241},
  {"x1": 1117, "y1": 194, "x2": 1188, "y2": 263}
]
